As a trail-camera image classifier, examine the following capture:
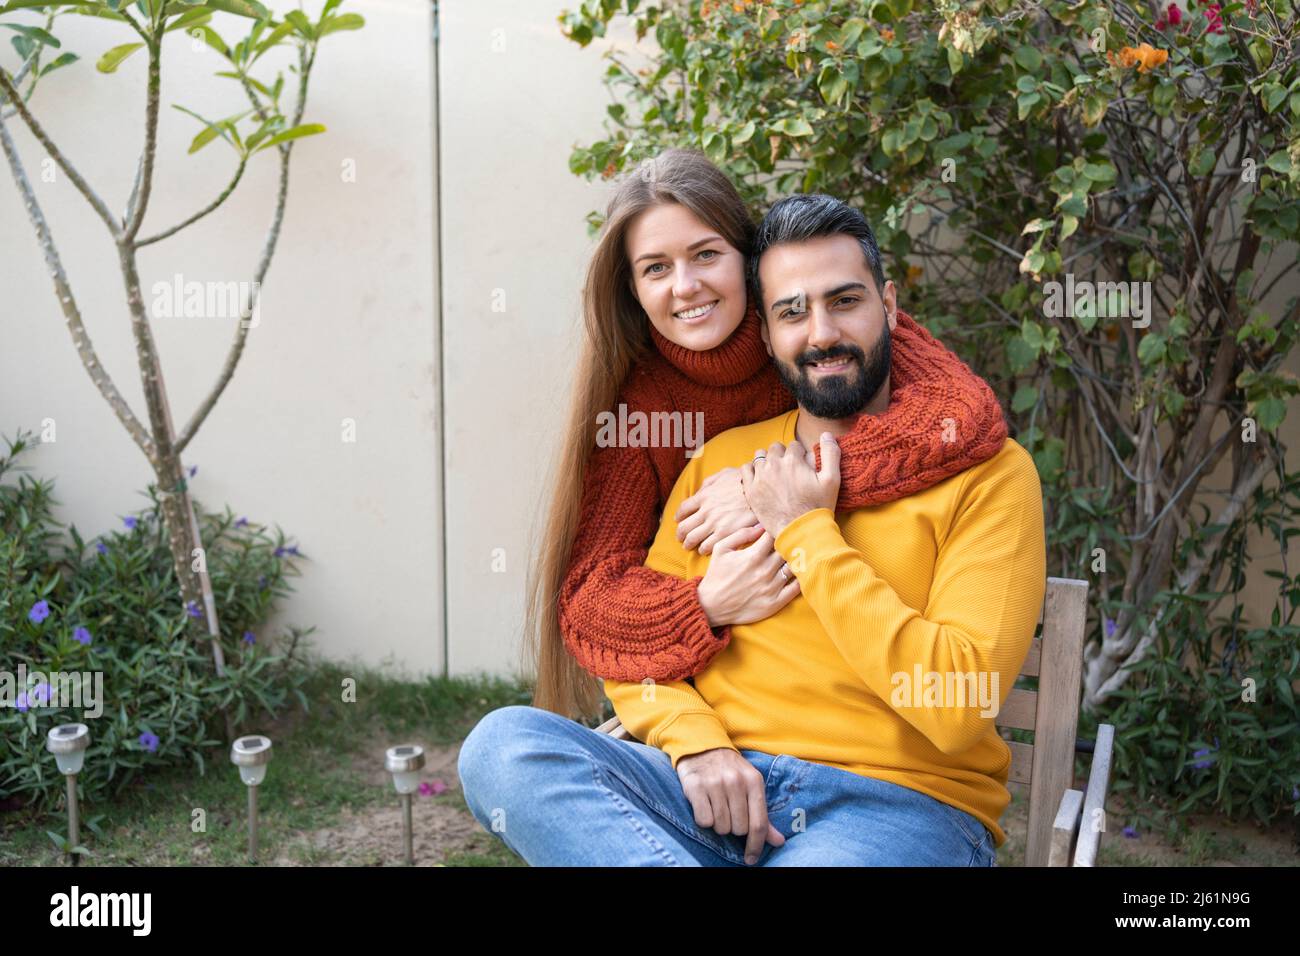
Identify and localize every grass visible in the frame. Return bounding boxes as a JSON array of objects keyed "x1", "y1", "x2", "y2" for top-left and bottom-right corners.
[
  {"x1": 0, "y1": 659, "x2": 532, "y2": 867},
  {"x1": 3, "y1": 660, "x2": 1295, "y2": 867}
]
